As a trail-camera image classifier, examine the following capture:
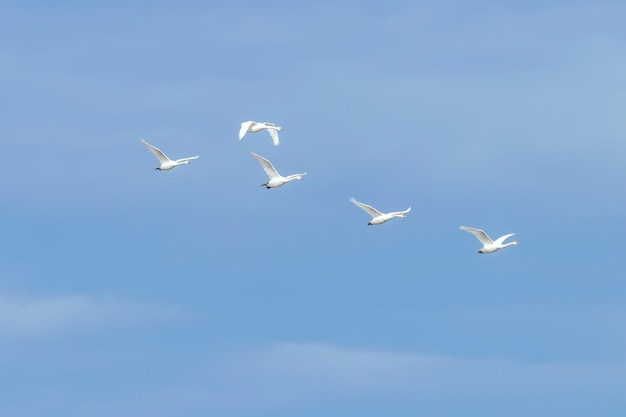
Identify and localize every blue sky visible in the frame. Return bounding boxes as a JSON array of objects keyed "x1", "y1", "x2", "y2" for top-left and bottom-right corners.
[{"x1": 1, "y1": 1, "x2": 625, "y2": 416}]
